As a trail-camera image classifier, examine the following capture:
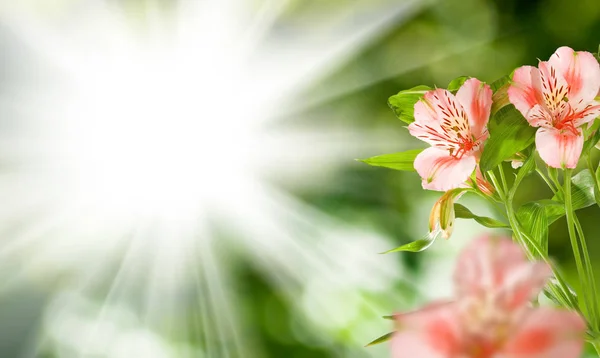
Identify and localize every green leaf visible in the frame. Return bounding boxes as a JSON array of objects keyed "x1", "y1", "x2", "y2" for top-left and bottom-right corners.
[
  {"x1": 595, "y1": 164, "x2": 600, "y2": 207},
  {"x1": 490, "y1": 75, "x2": 511, "y2": 114},
  {"x1": 480, "y1": 105, "x2": 536, "y2": 172},
  {"x1": 447, "y1": 76, "x2": 470, "y2": 92},
  {"x1": 388, "y1": 85, "x2": 431, "y2": 124},
  {"x1": 543, "y1": 170, "x2": 597, "y2": 223},
  {"x1": 570, "y1": 169, "x2": 596, "y2": 210},
  {"x1": 382, "y1": 315, "x2": 394, "y2": 320},
  {"x1": 490, "y1": 75, "x2": 511, "y2": 92},
  {"x1": 358, "y1": 149, "x2": 423, "y2": 171},
  {"x1": 365, "y1": 332, "x2": 394, "y2": 347},
  {"x1": 453, "y1": 203, "x2": 509, "y2": 228},
  {"x1": 381, "y1": 234, "x2": 437, "y2": 254},
  {"x1": 583, "y1": 120, "x2": 600, "y2": 153},
  {"x1": 508, "y1": 152, "x2": 536, "y2": 197},
  {"x1": 517, "y1": 202, "x2": 549, "y2": 253}
]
